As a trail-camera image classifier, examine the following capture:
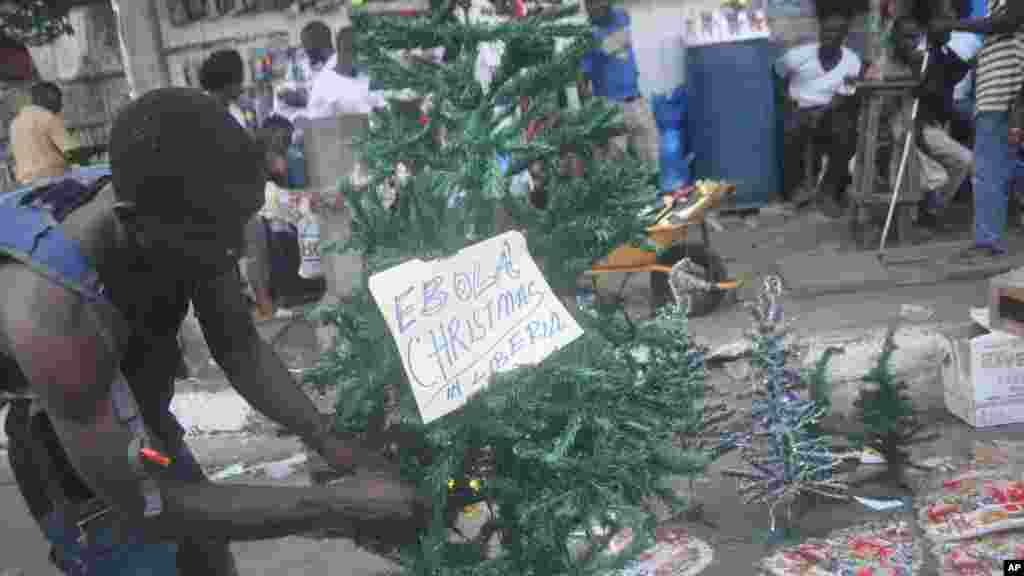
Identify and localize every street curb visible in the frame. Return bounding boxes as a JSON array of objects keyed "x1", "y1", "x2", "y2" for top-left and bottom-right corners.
[
  {"x1": 786, "y1": 257, "x2": 1020, "y2": 299},
  {"x1": 707, "y1": 320, "x2": 969, "y2": 364}
]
